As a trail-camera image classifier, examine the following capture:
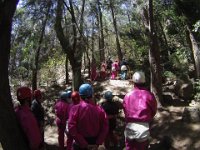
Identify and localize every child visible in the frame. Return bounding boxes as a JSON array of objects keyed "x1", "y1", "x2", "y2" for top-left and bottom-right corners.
[
  {"x1": 101, "y1": 91, "x2": 120, "y2": 149},
  {"x1": 54, "y1": 90, "x2": 71, "y2": 150}
]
